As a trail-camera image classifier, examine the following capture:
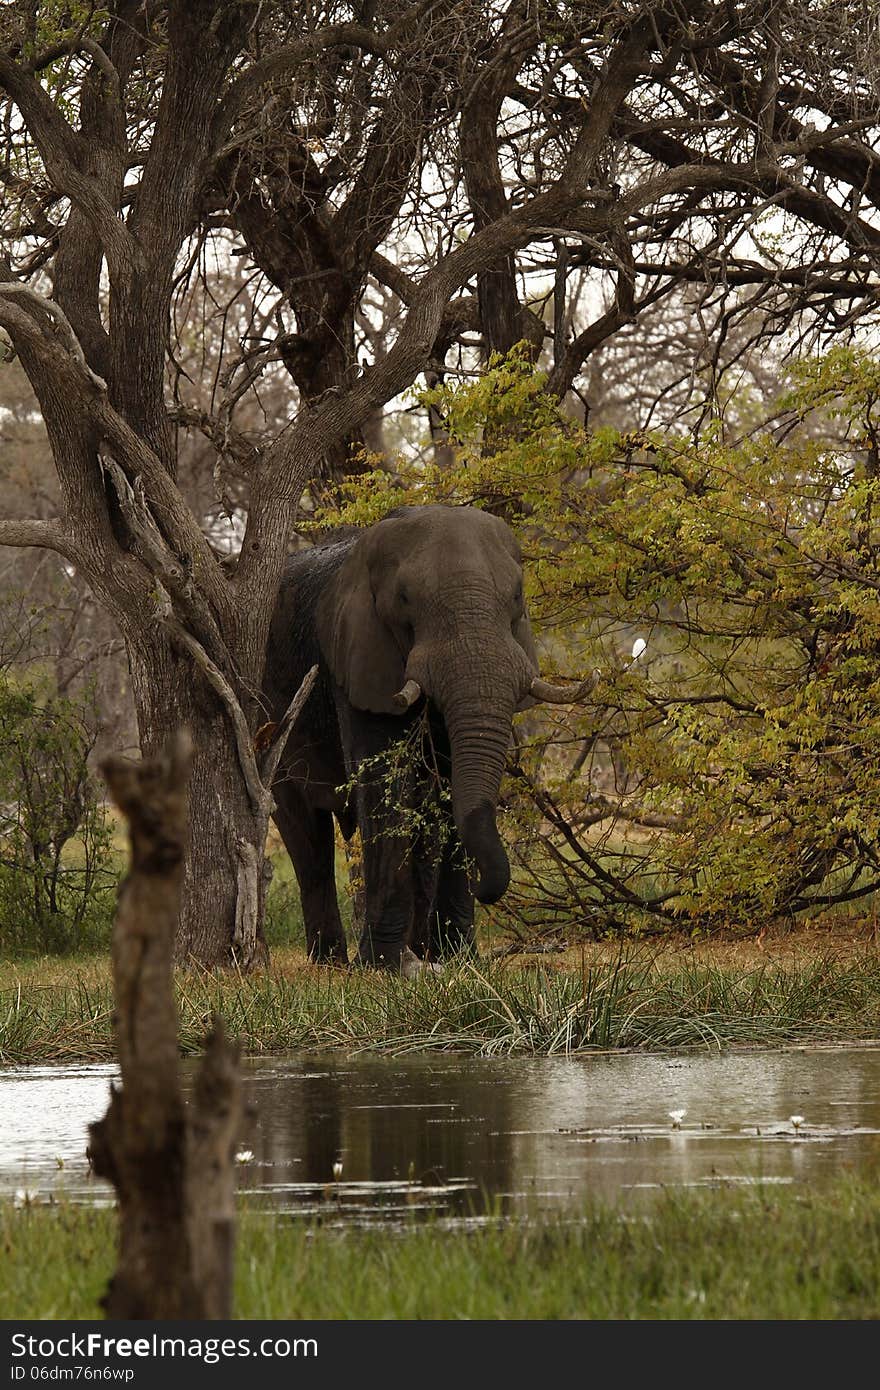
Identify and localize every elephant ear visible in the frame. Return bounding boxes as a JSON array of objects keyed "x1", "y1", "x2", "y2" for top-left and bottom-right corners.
[
  {"x1": 513, "y1": 608, "x2": 541, "y2": 711},
  {"x1": 316, "y1": 538, "x2": 407, "y2": 715},
  {"x1": 513, "y1": 608, "x2": 539, "y2": 672},
  {"x1": 480, "y1": 509, "x2": 541, "y2": 709},
  {"x1": 486, "y1": 515, "x2": 540, "y2": 671}
]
